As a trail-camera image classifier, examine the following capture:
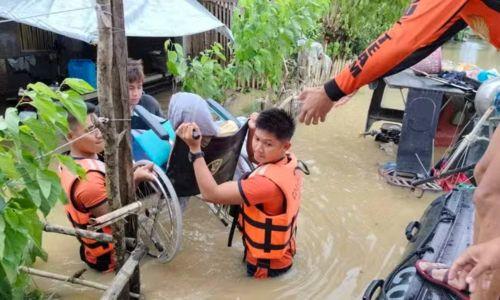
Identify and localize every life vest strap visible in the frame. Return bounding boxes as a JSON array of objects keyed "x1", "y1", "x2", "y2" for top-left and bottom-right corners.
[
  {"x1": 227, "y1": 206, "x2": 240, "y2": 247},
  {"x1": 242, "y1": 231, "x2": 290, "y2": 251},
  {"x1": 240, "y1": 209, "x2": 292, "y2": 232}
]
